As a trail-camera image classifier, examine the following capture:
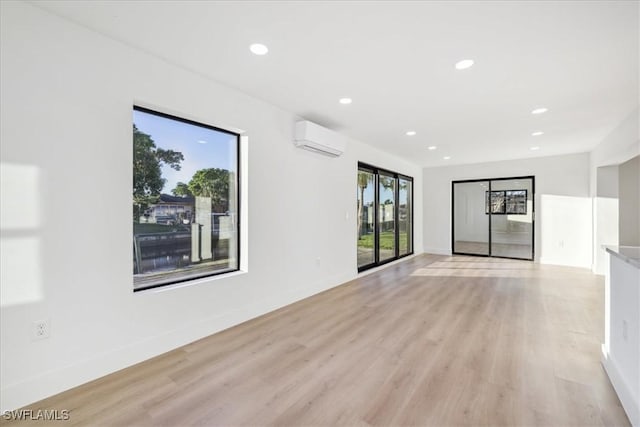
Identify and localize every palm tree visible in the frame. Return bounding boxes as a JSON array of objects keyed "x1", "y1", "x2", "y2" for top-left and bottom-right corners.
[{"x1": 357, "y1": 171, "x2": 370, "y2": 238}]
